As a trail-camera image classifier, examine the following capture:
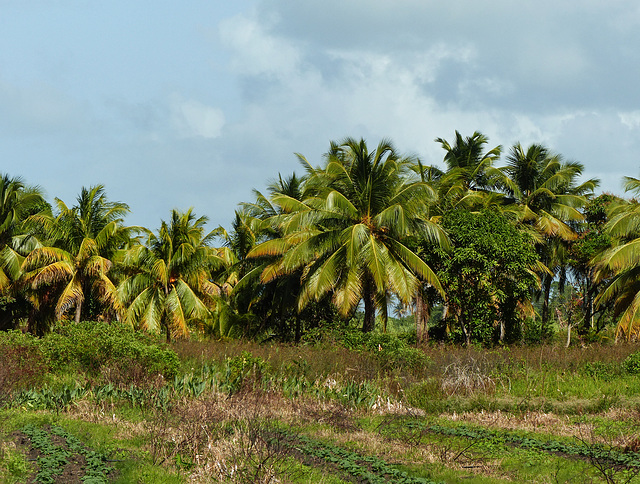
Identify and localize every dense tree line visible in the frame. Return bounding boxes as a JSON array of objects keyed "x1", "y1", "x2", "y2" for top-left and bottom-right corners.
[{"x1": 2, "y1": 132, "x2": 640, "y2": 344}]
